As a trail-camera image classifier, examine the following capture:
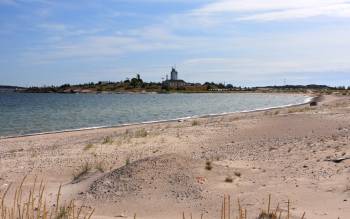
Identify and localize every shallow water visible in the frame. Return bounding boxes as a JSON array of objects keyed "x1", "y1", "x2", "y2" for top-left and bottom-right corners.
[{"x1": 0, "y1": 92, "x2": 309, "y2": 137}]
